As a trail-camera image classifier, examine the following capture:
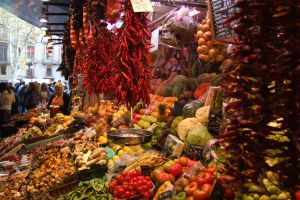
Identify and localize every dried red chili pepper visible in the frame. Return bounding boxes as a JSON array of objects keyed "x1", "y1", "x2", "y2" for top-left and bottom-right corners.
[
  {"x1": 220, "y1": 0, "x2": 300, "y2": 197},
  {"x1": 111, "y1": 0, "x2": 152, "y2": 107}
]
